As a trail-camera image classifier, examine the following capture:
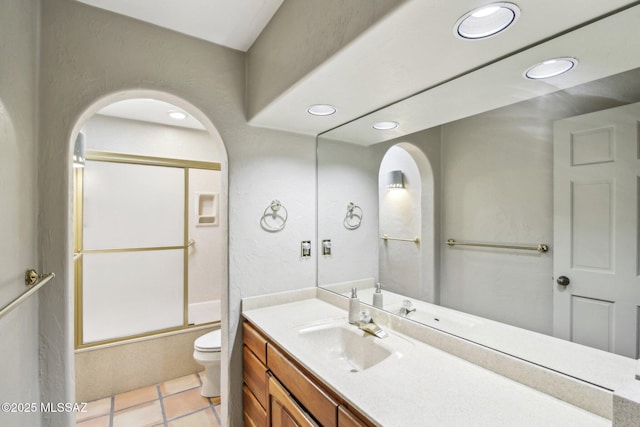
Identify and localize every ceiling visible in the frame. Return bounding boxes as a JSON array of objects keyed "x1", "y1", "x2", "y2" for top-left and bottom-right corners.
[
  {"x1": 75, "y1": 0, "x2": 283, "y2": 52},
  {"x1": 78, "y1": 0, "x2": 640, "y2": 140},
  {"x1": 98, "y1": 99, "x2": 206, "y2": 130}
]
